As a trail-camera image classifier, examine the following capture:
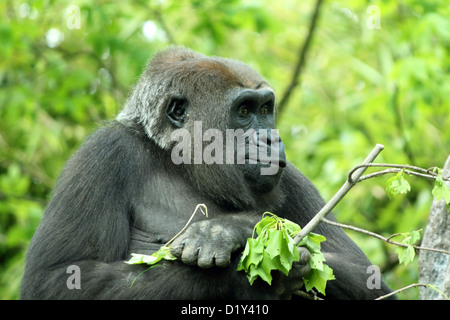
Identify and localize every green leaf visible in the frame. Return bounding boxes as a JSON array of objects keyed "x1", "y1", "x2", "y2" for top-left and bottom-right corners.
[
  {"x1": 126, "y1": 247, "x2": 177, "y2": 287},
  {"x1": 125, "y1": 246, "x2": 176, "y2": 266},
  {"x1": 255, "y1": 213, "x2": 277, "y2": 235},
  {"x1": 409, "y1": 230, "x2": 421, "y2": 244},
  {"x1": 393, "y1": 230, "x2": 421, "y2": 265},
  {"x1": 298, "y1": 232, "x2": 324, "y2": 254},
  {"x1": 265, "y1": 228, "x2": 284, "y2": 259},
  {"x1": 237, "y1": 237, "x2": 264, "y2": 272},
  {"x1": 248, "y1": 251, "x2": 277, "y2": 285},
  {"x1": 395, "y1": 245, "x2": 415, "y2": 265},
  {"x1": 264, "y1": 228, "x2": 300, "y2": 274},
  {"x1": 303, "y1": 264, "x2": 335, "y2": 295},
  {"x1": 432, "y1": 169, "x2": 450, "y2": 208},
  {"x1": 307, "y1": 232, "x2": 327, "y2": 244},
  {"x1": 155, "y1": 246, "x2": 177, "y2": 260},
  {"x1": 278, "y1": 232, "x2": 300, "y2": 275},
  {"x1": 283, "y1": 218, "x2": 302, "y2": 237},
  {"x1": 310, "y1": 252, "x2": 326, "y2": 271},
  {"x1": 386, "y1": 170, "x2": 411, "y2": 199},
  {"x1": 125, "y1": 253, "x2": 146, "y2": 265}
]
